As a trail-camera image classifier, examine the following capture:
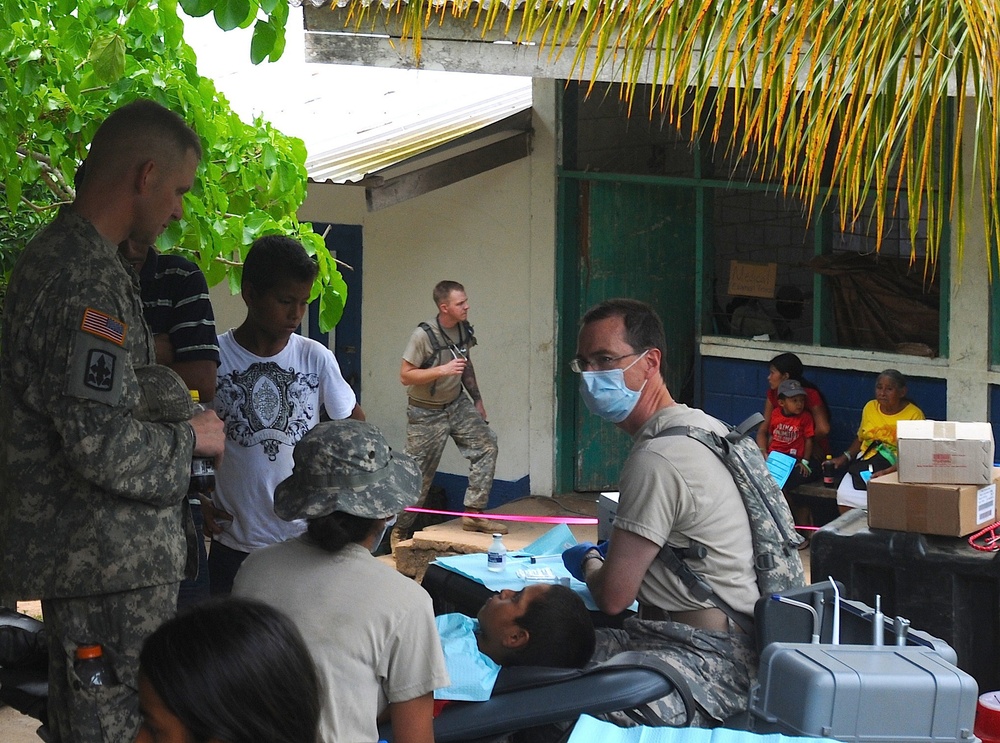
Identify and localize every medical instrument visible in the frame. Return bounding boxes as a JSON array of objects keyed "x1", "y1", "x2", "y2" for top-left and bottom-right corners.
[
  {"x1": 770, "y1": 594, "x2": 821, "y2": 643},
  {"x1": 895, "y1": 616, "x2": 911, "y2": 646},
  {"x1": 829, "y1": 577, "x2": 841, "y2": 644},
  {"x1": 872, "y1": 594, "x2": 884, "y2": 646}
]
